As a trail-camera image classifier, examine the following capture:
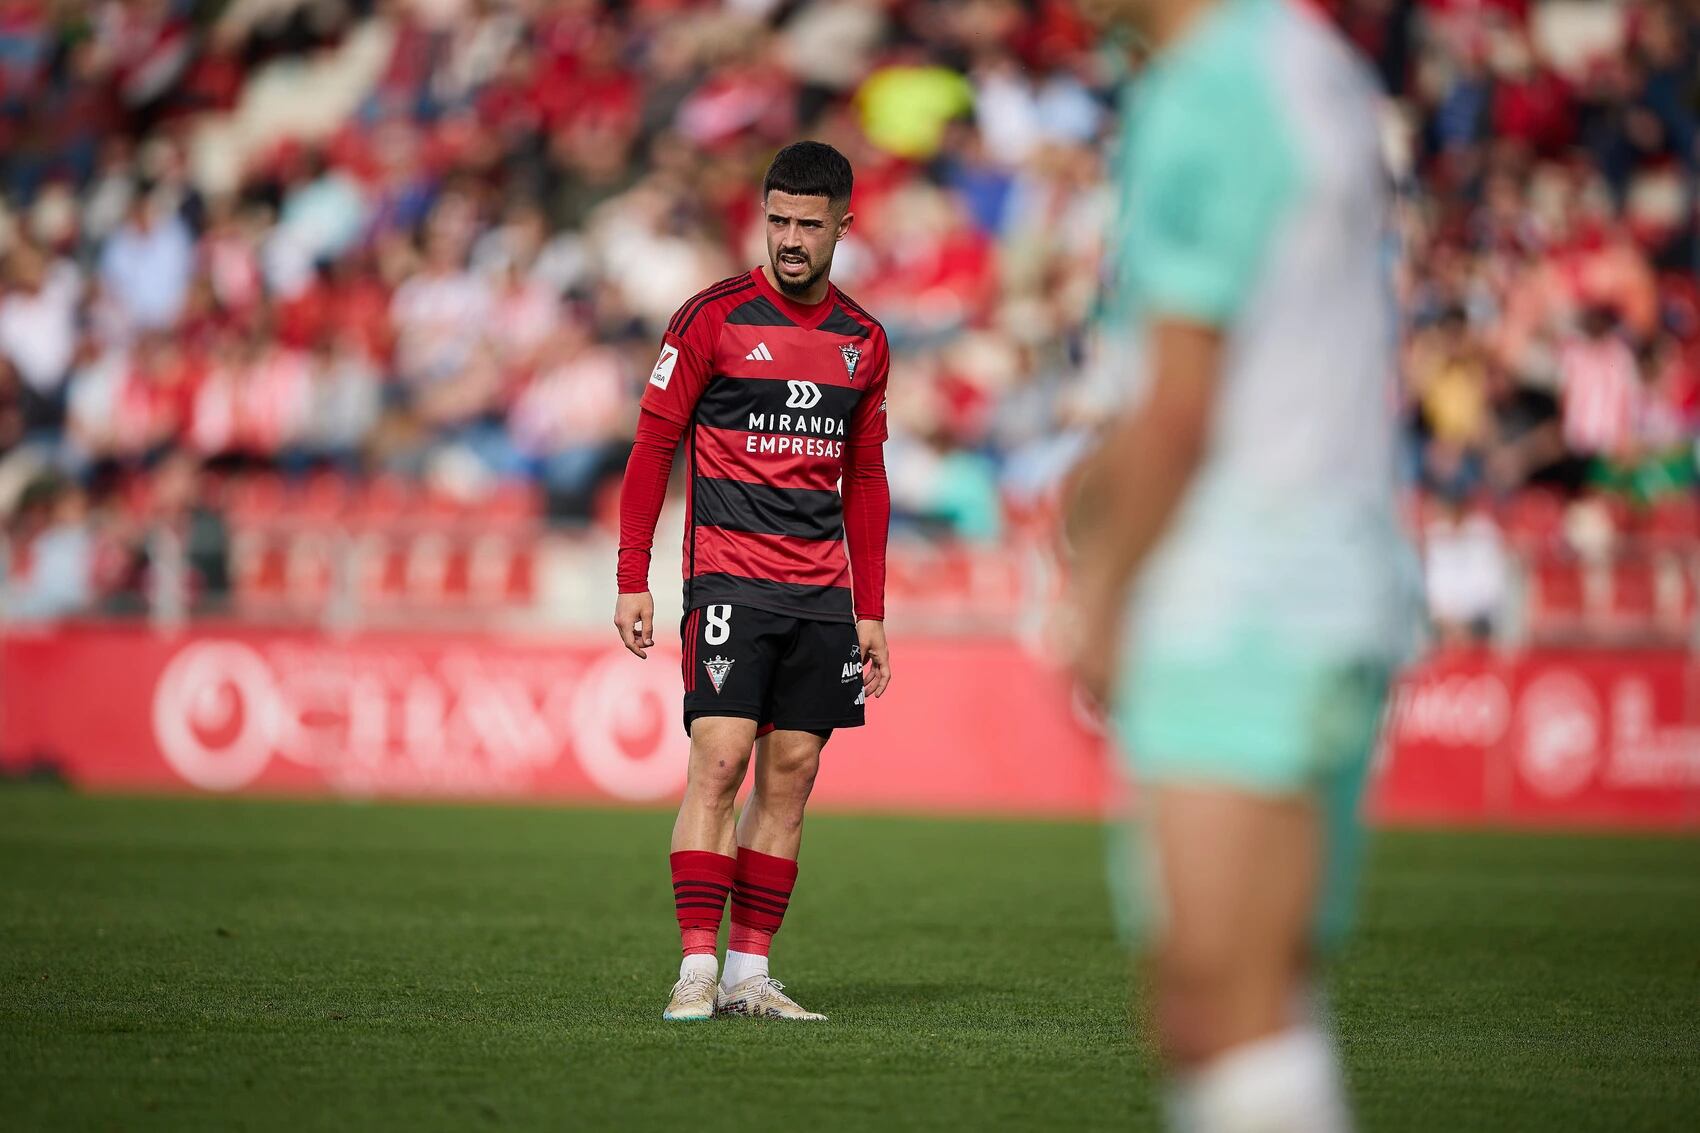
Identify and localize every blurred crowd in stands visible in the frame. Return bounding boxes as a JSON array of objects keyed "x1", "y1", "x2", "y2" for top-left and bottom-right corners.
[{"x1": 0, "y1": 0, "x2": 1696, "y2": 629}]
